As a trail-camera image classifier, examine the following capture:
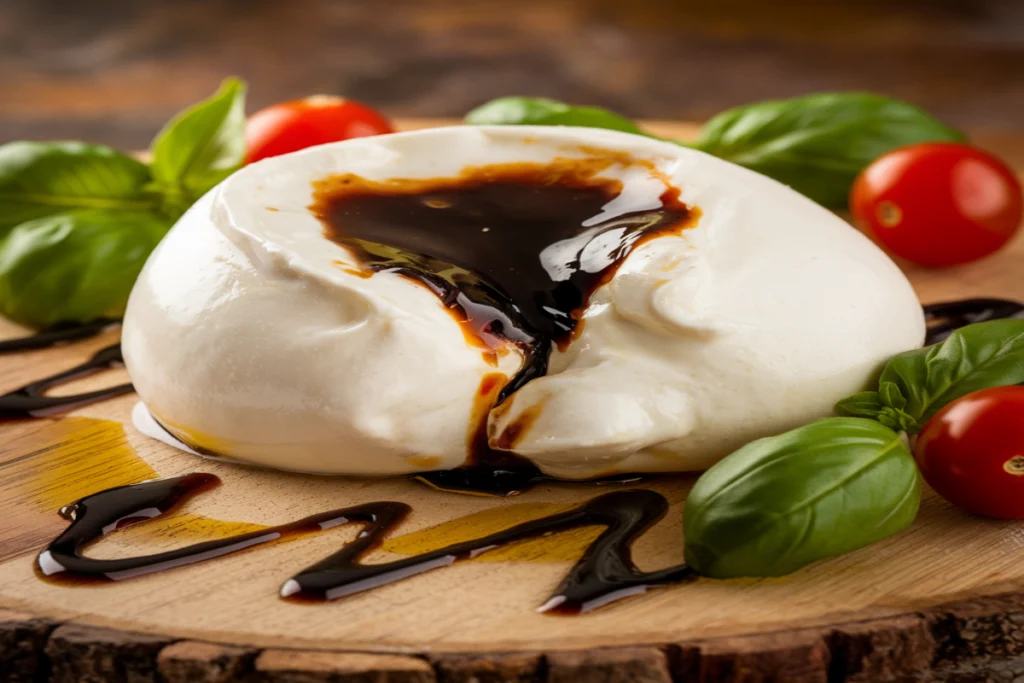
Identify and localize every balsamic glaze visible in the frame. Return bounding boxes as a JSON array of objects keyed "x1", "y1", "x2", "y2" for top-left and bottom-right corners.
[
  {"x1": 37, "y1": 473, "x2": 408, "y2": 582},
  {"x1": 413, "y1": 459, "x2": 547, "y2": 496},
  {"x1": 413, "y1": 467, "x2": 644, "y2": 497},
  {"x1": 0, "y1": 319, "x2": 117, "y2": 354},
  {"x1": 310, "y1": 157, "x2": 697, "y2": 489},
  {"x1": 0, "y1": 343, "x2": 133, "y2": 419},
  {"x1": 923, "y1": 298, "x2": 1024, "y2": 344},
  {"x1": 285, "y1": 486, "x2": 695, "y2": 613},
  {"x1": 39, "y1": 473, "x2": 696, "y2": 614},
  {"x1": 311, "y1": 157, "x2": 696, "y2": 403}
]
